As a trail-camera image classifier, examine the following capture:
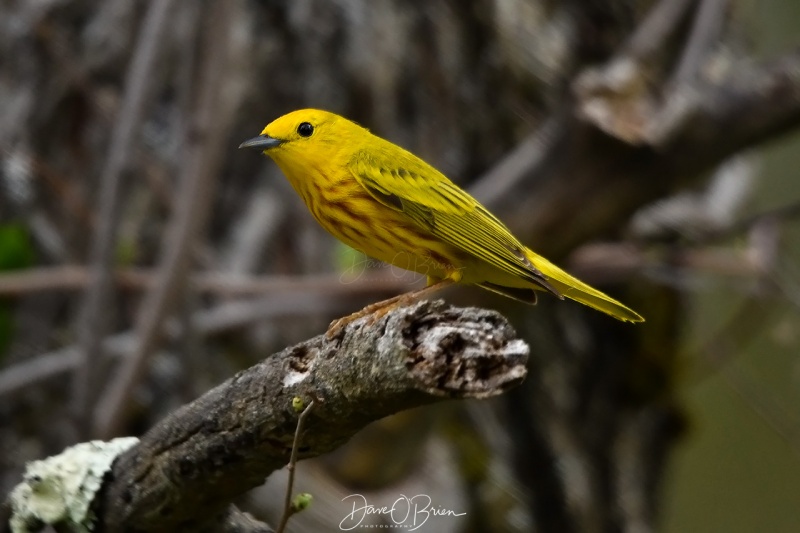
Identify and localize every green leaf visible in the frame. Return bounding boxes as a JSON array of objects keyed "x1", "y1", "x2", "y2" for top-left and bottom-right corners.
[{"x1": 0, "y1": 223, "x2": 35, "y2": 271}]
